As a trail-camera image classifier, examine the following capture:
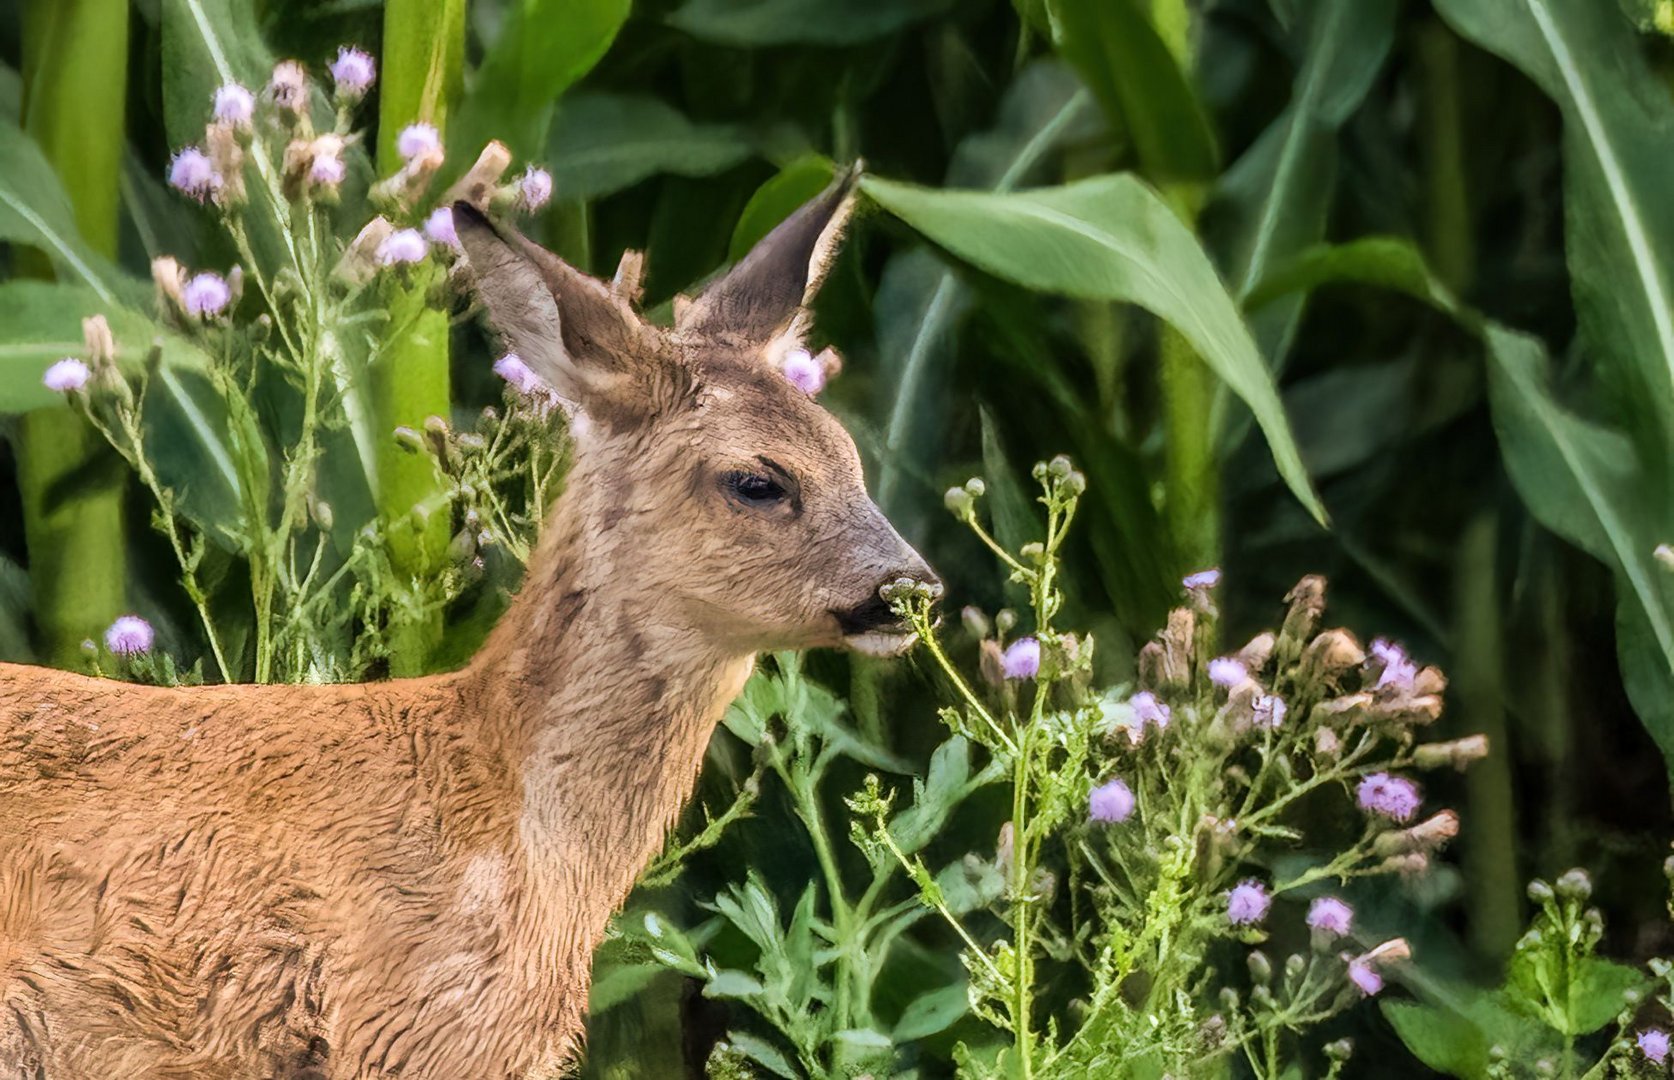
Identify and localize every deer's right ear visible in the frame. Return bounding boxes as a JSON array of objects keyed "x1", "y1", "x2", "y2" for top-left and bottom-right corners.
[{"x1": 454, "y1": 202, "x2": 663, "y2": 412}]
